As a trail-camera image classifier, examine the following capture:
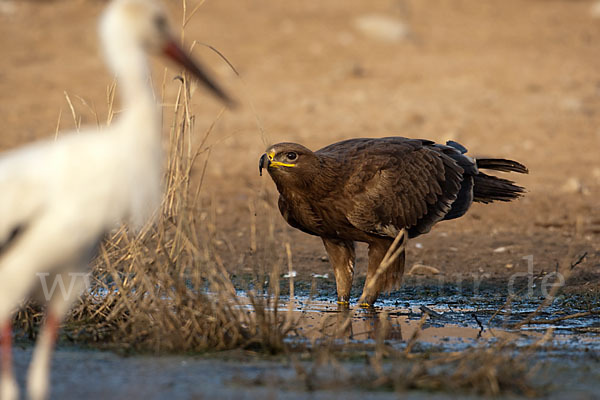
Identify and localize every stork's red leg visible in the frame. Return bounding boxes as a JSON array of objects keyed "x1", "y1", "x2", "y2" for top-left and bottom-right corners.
[
  {"x1": 27, "y1": 309, "x2": 60, "y2": 400},
  {"x1": 44, "y1": 311, "x2": 59, "y2": 346},
  {"x1": 1, "y1": 319, "x2": 18, "y2": 400},
  {"x1": 1, "y1": 321, "x2": 12, "y2": 378}
]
